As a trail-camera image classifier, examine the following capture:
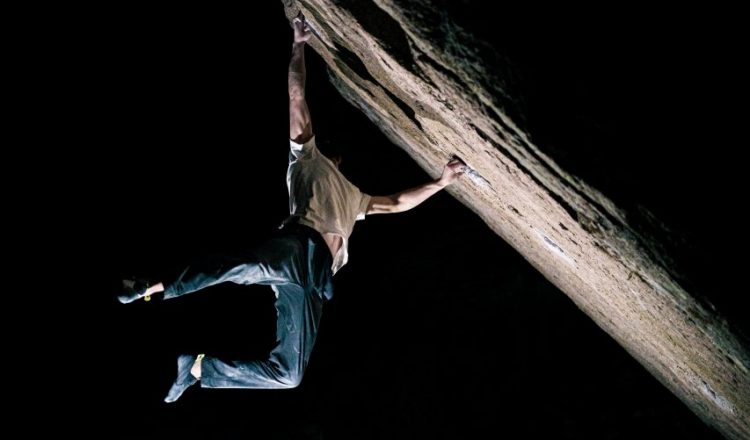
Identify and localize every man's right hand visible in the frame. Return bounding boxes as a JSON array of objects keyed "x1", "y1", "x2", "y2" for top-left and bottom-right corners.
[
  {"x1": 438, "y1": 159, "x2": 467, "y2": 187},
  {"x1": 293, "y1": 16, "x2": 313, "y2": 44}
]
